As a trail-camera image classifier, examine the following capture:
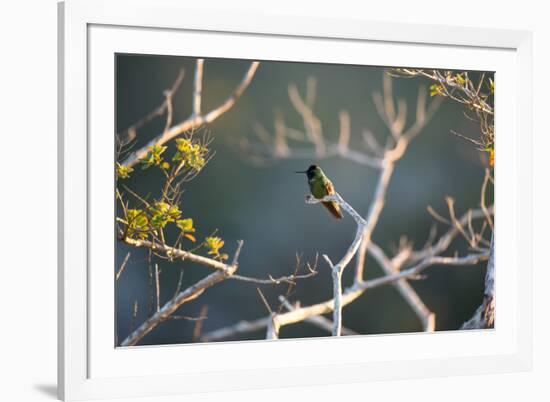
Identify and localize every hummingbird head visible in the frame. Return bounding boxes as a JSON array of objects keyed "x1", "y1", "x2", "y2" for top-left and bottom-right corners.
[{"x1": 295, "y1": 165, "x2": 322, "y2": 180}]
